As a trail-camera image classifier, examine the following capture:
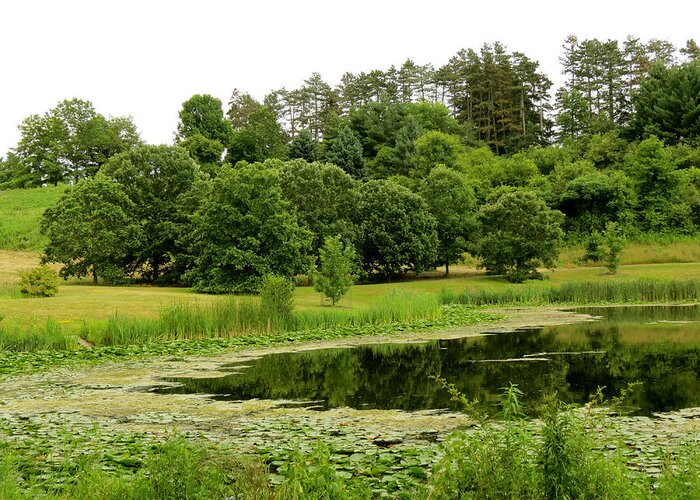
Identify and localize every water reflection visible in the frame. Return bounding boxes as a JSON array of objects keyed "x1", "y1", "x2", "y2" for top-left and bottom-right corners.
[{"x1": 153, "y1": 305, "x2": 700, "y2": 415}]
